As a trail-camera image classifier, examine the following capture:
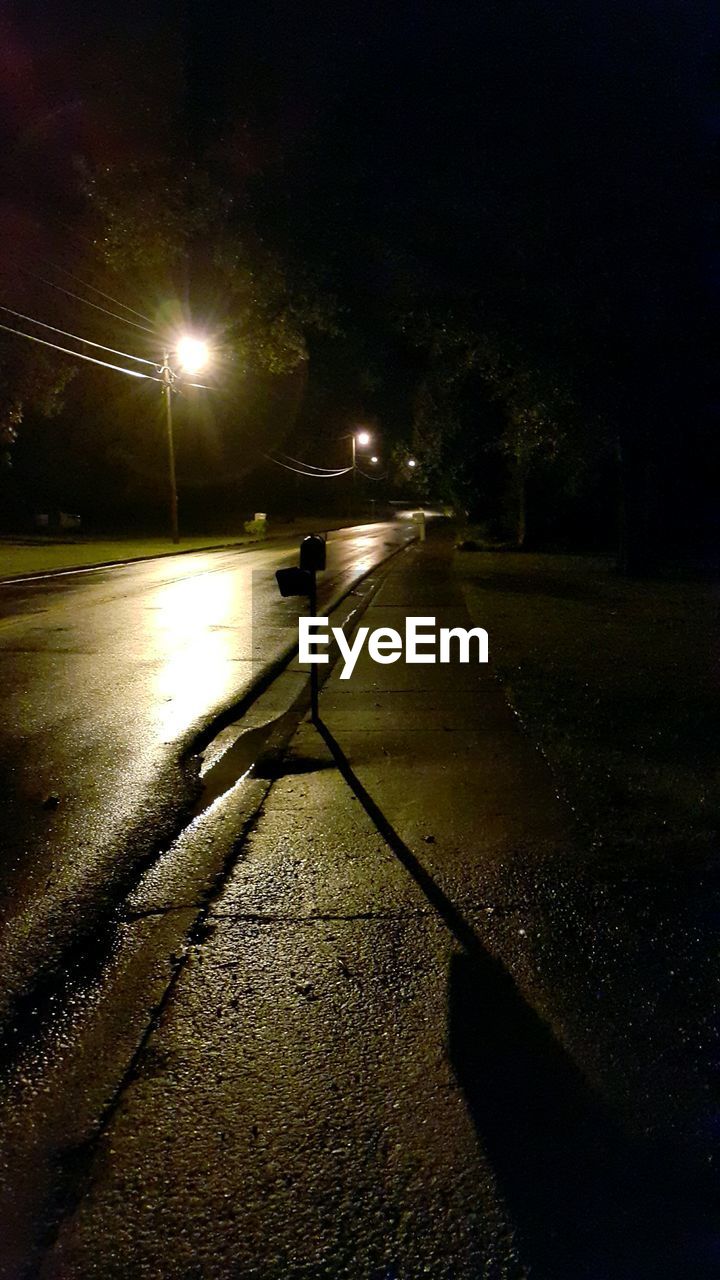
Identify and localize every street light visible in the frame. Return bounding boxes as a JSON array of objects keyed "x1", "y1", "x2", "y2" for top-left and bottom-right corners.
[
  {"x1": 161, "y1": 335, "x2": 211, "y2": 544},
  {"x1": 351, "y1": 429, "x2": 371, "y2": 471},
  {"x1": 370, "y1": 455, "x2": 378, "y2": 464},
  {"x1": 176, "y1": 336, "x2": 210, "y2": 377},
  {"x1": 350, "y1": 430, "x2": 372, "y2": 511},
  {"x1": 407, "y1": 457, "x2": 417, "y2": 469}
]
